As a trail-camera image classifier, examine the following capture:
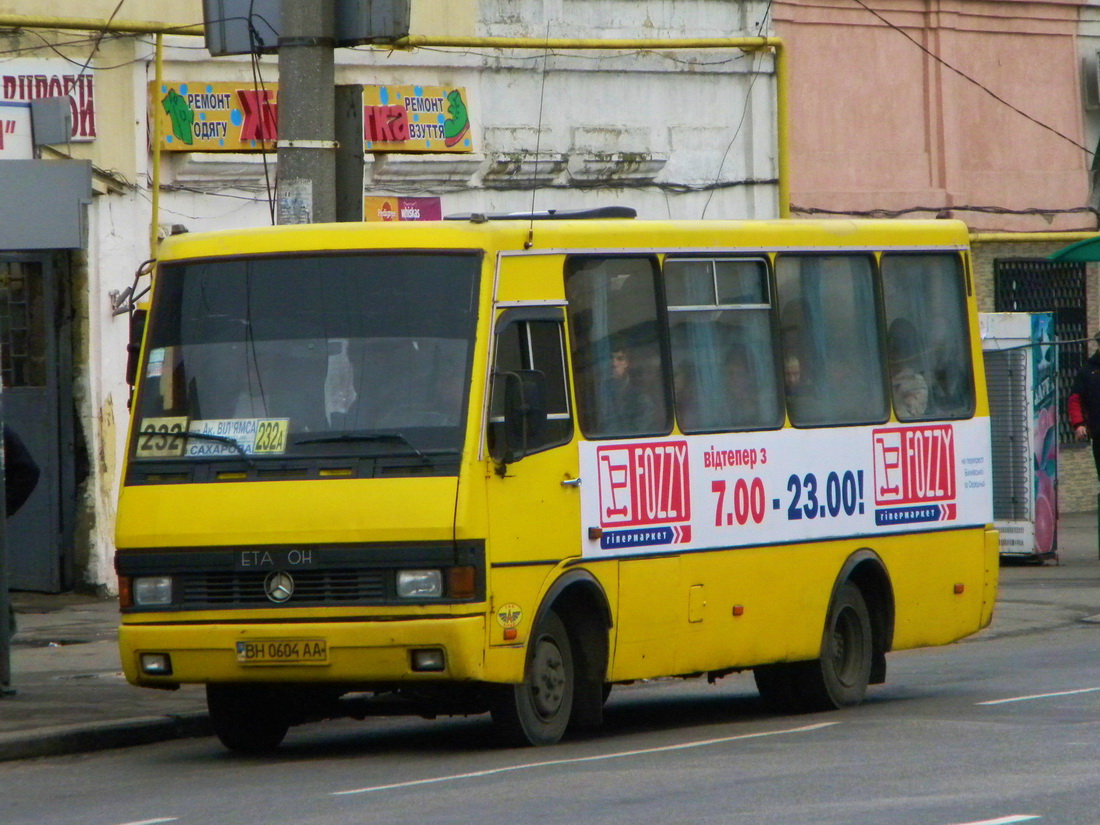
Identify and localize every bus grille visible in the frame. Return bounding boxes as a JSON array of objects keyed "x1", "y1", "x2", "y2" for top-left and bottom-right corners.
[{"x1": 180, "y1": 570, "x2": 387, "y2": 606}]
